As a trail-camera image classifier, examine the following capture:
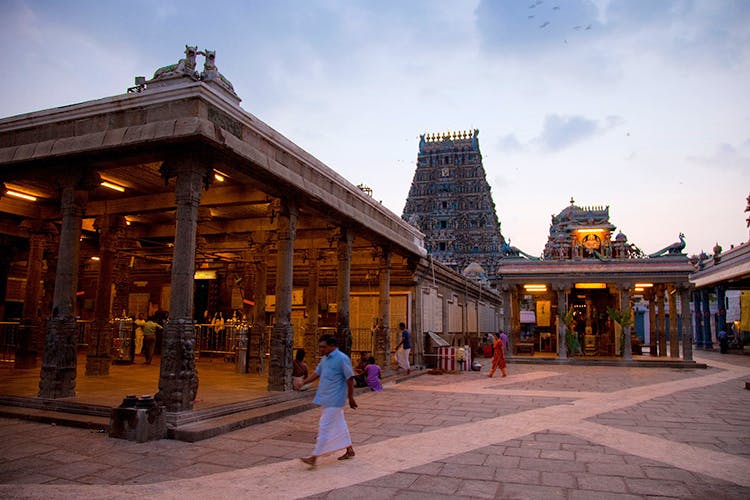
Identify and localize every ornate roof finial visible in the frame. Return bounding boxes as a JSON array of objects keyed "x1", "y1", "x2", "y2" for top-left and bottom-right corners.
[{"x1": 570, "y1": 196, "x2": 575, "y2": 206}]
